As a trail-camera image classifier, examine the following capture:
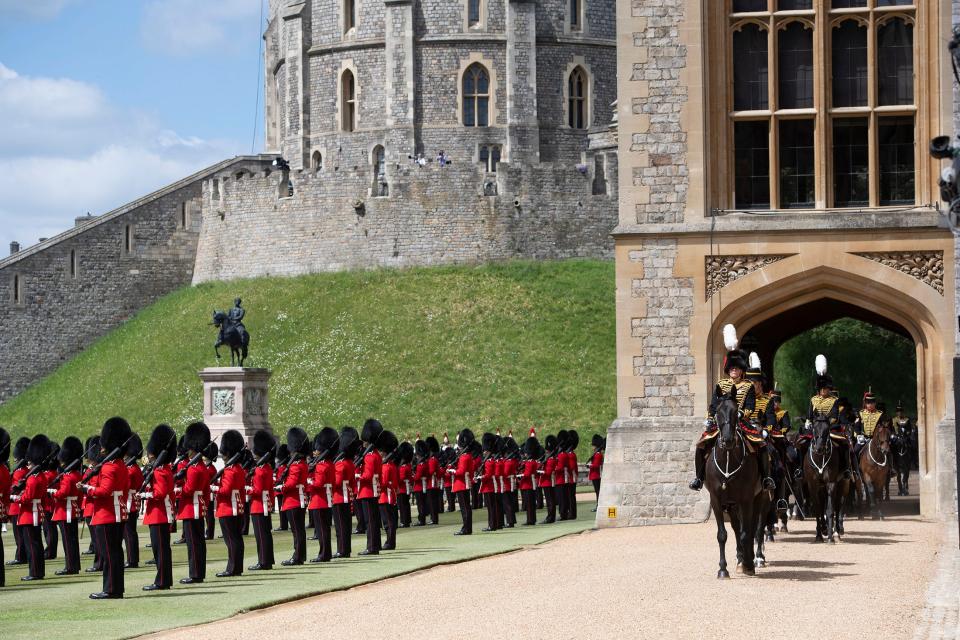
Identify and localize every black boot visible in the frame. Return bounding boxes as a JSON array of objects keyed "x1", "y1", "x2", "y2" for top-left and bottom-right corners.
[
  {"x1": 689, "y1": 447, "x2": 706, "y2": 491},
  {"x1": 759, "y1": 448, "x2": 775, "y2": 491}
]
